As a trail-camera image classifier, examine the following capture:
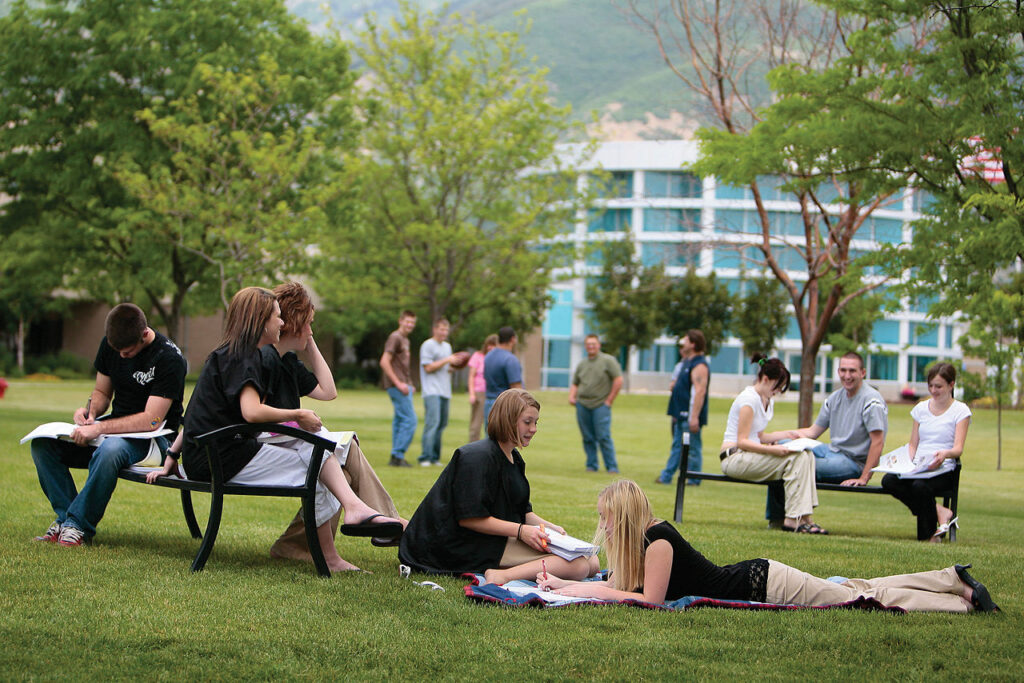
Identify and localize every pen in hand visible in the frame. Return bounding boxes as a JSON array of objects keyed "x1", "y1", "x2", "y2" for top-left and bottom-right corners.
[{"x1": 542, "y1": 559, "x2": 549, "y2": 581}]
